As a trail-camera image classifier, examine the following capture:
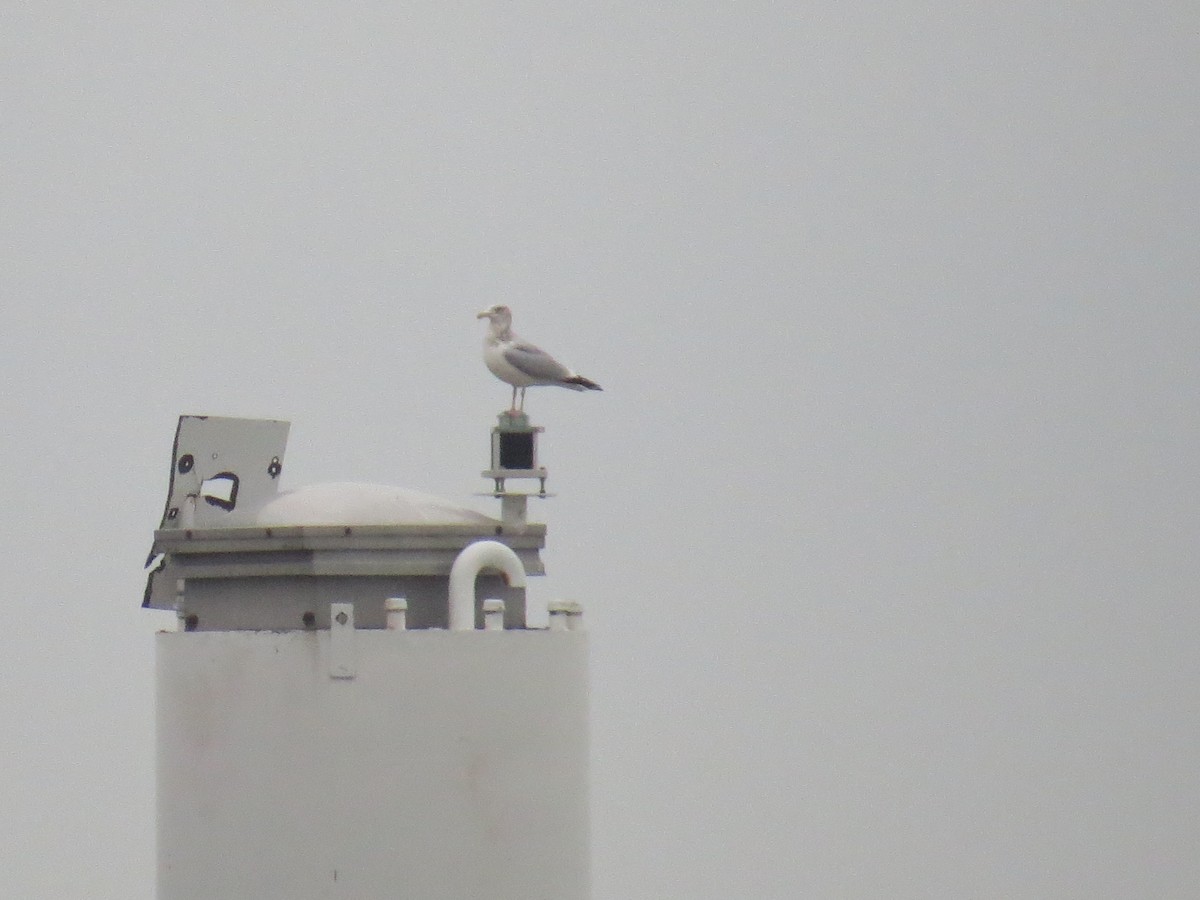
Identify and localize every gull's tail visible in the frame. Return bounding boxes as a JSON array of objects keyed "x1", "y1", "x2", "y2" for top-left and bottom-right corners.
[{"x1": 563, "y1": 375, "x2": 603, "y2": 392}]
